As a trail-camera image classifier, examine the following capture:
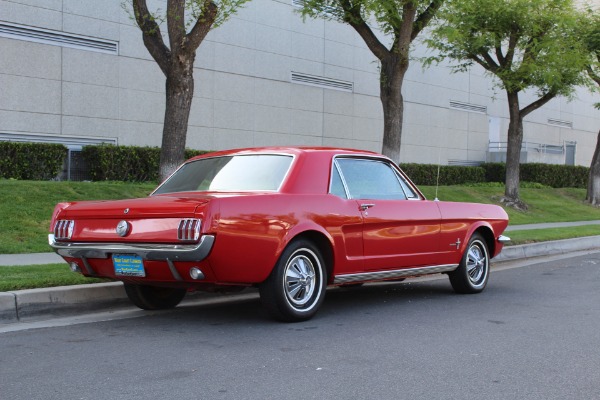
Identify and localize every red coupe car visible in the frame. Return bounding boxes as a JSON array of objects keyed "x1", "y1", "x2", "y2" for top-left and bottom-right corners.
[{"x1": 49, "y1": 147, "x2": 509, "y2": 321}]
